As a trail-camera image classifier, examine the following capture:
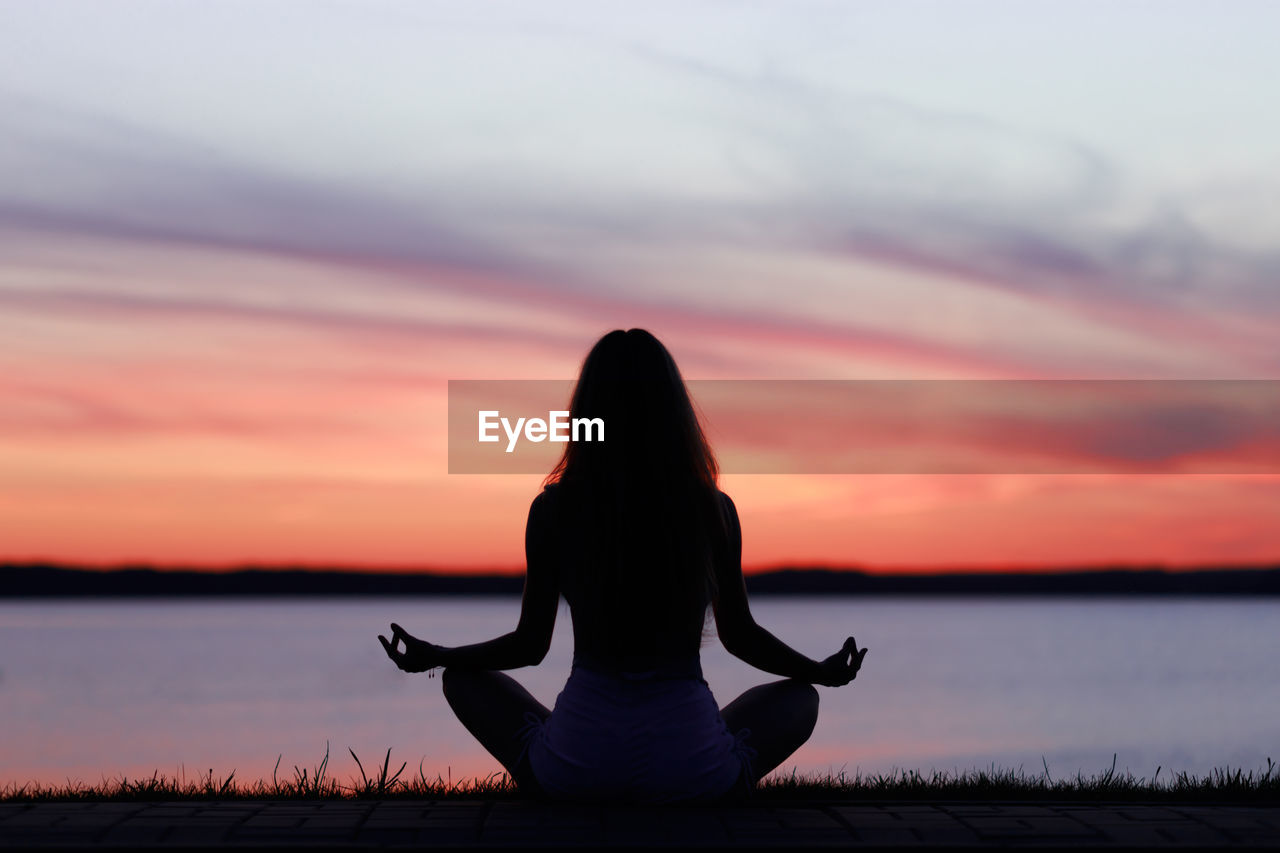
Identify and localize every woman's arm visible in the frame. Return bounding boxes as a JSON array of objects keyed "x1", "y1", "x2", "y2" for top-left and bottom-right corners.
[
  {"x1": 380, "y1": 492, "x2": 559, "y2": 672},
  {"x1": 711, "y1": 493, "x2": 866, "y2": 686}
]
